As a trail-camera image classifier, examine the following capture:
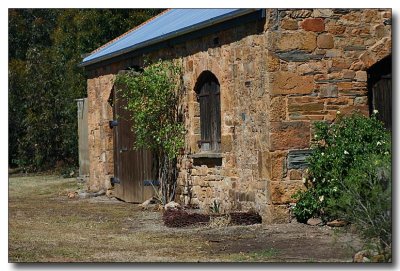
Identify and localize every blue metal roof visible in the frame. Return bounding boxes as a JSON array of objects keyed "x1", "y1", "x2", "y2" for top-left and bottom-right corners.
[{"x1": 81, "y1": 9, "x2": 258, "y2": 67}]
